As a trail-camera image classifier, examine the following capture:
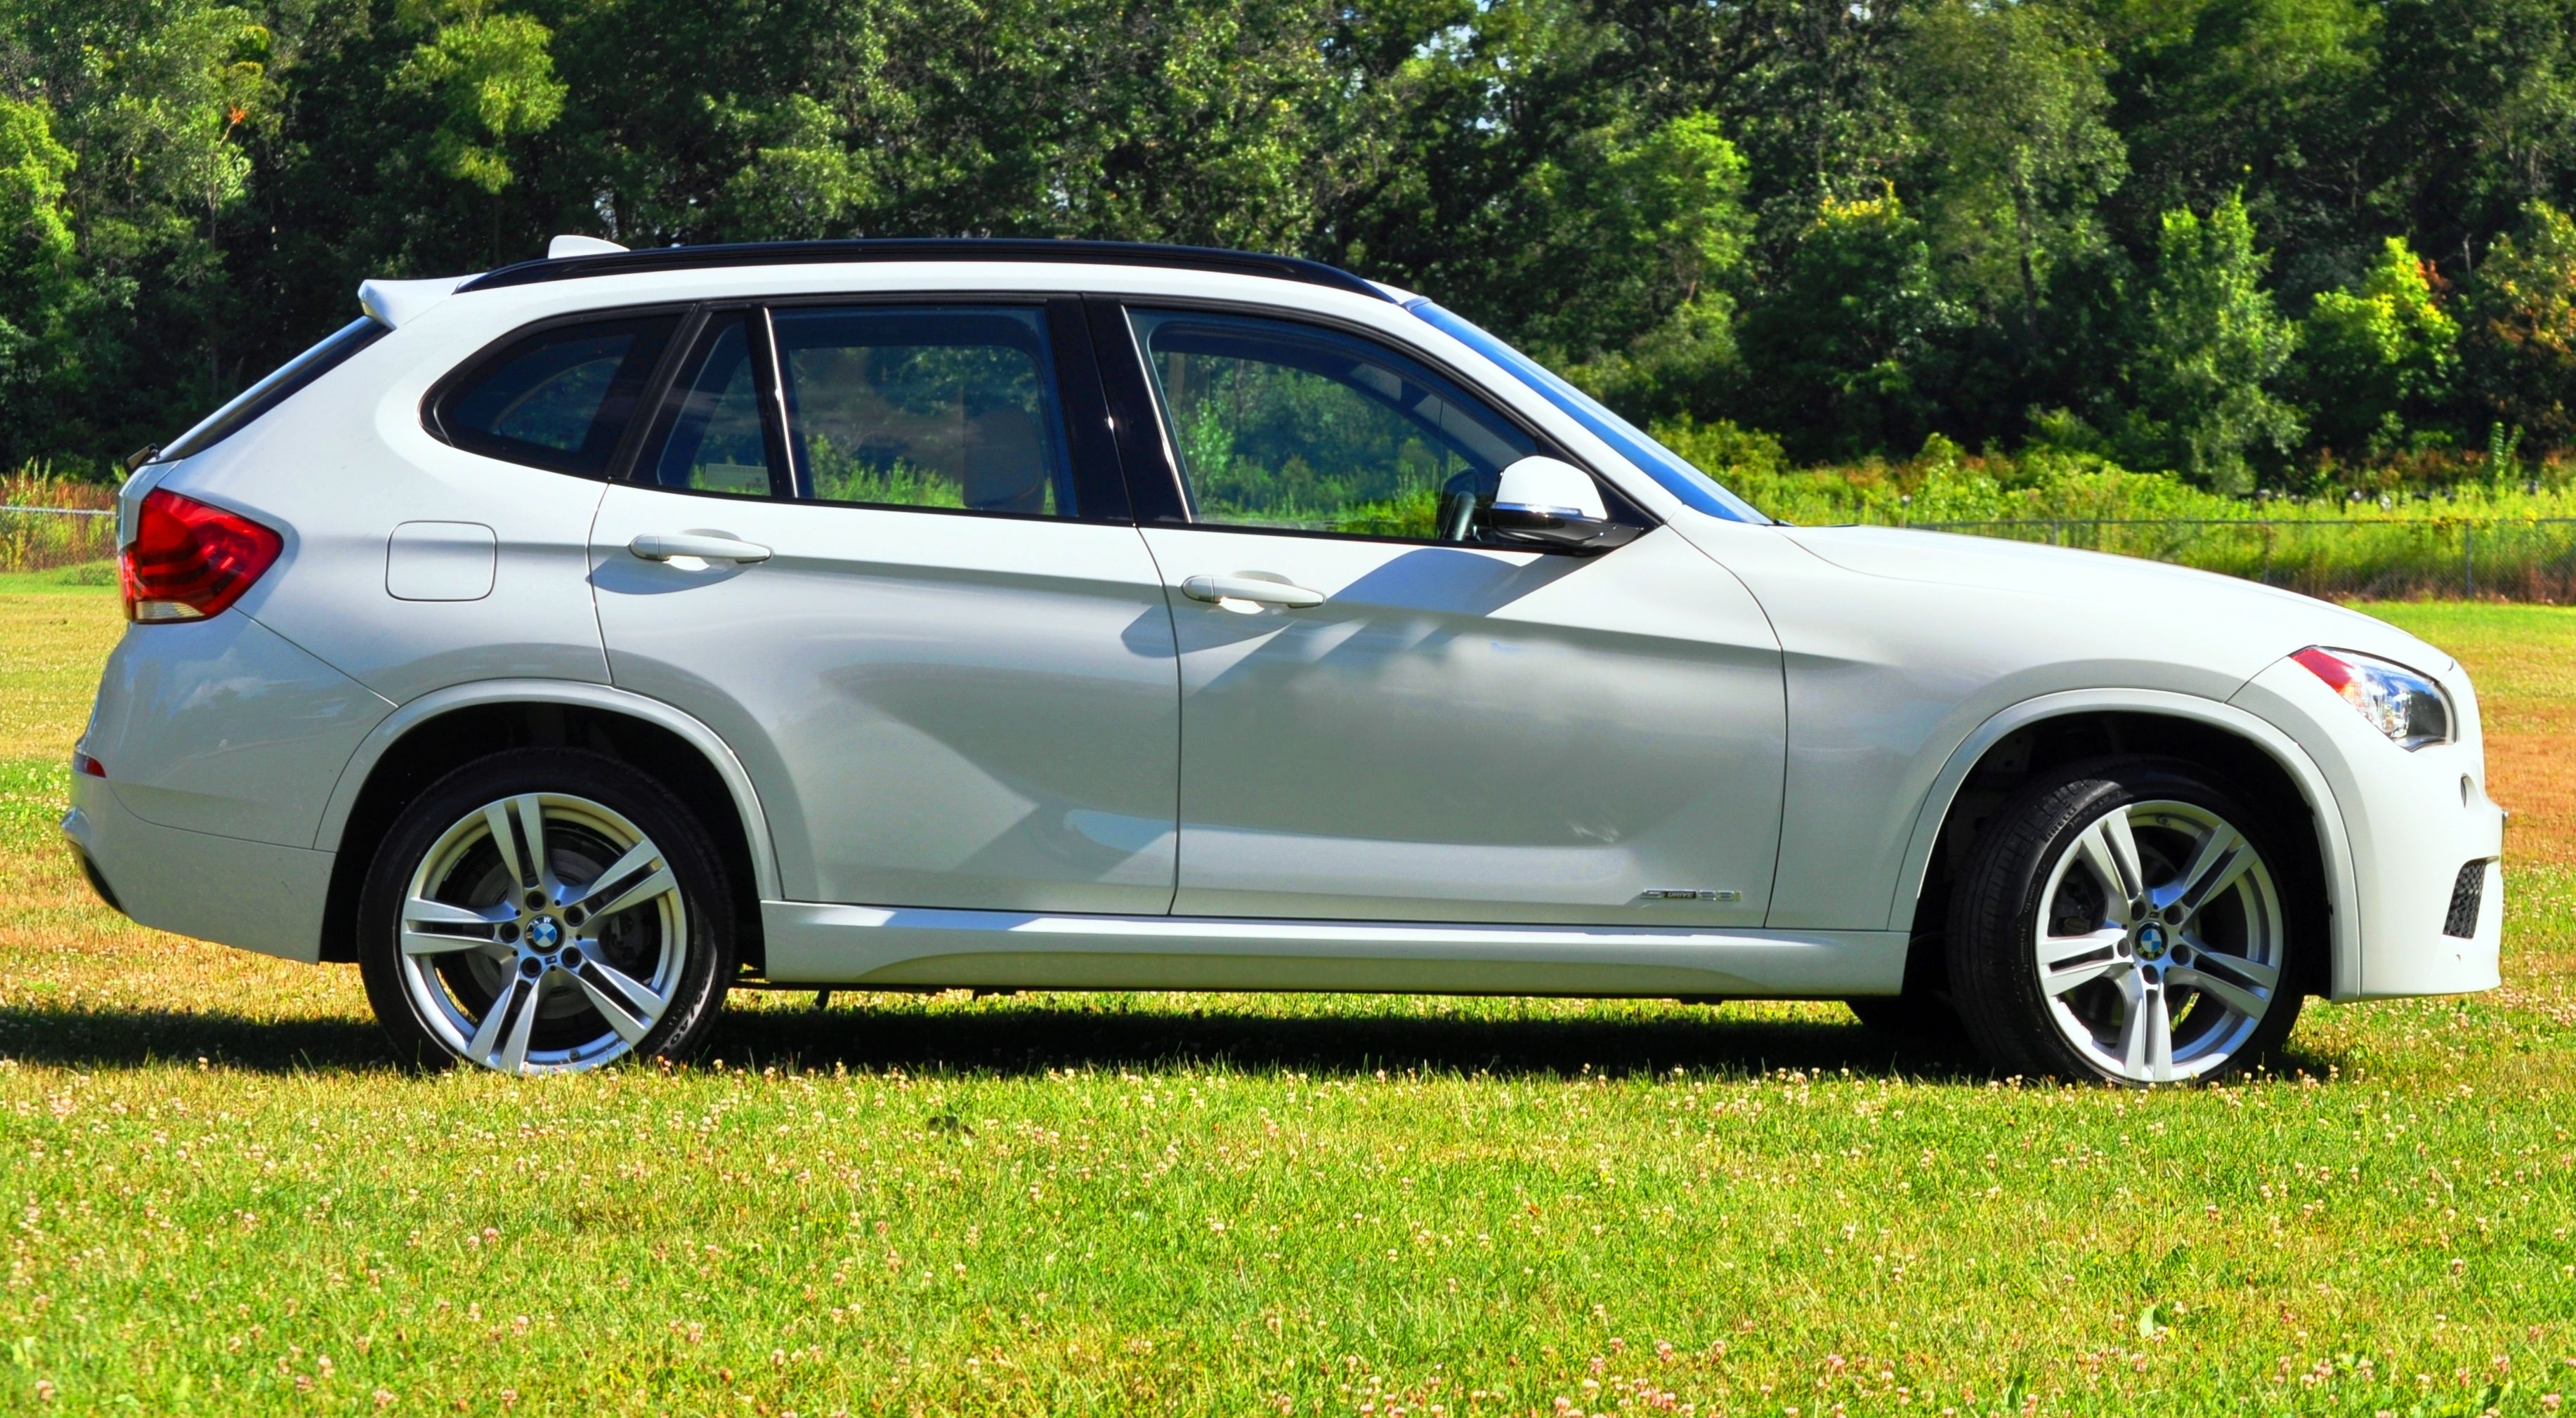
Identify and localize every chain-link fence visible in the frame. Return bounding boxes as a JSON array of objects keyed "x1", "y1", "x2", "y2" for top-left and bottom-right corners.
[
  {"x1": 9, "y1": 504, "x2": 2576, "y2": 600},
  {"x1": 0, "y1": 504, "x2": 115, "y2": 575},
  {"x1": 1897, "y1": 516, "x2": 2576, "y2": 601}
]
